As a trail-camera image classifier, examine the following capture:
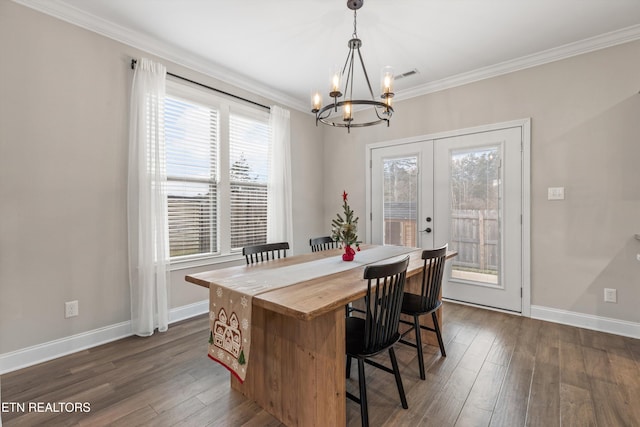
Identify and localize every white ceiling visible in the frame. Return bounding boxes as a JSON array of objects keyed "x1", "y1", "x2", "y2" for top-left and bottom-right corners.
[{"x1": 15, "y1": 0, "x2": 640, "y2": 112}]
